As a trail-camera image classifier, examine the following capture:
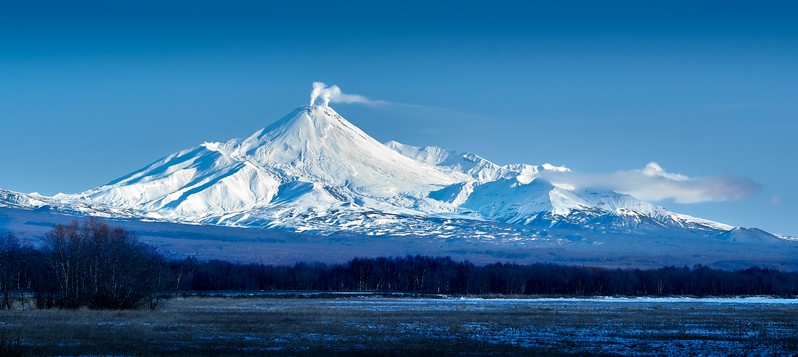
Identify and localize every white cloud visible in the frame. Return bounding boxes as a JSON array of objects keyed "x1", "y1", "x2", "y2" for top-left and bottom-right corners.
[
  {"x1": 310, "y1": 82, "x2": 388, "y2": 107},
  {"x1": 540, "y1": 162, "x2": 761, "y2": 204}
]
